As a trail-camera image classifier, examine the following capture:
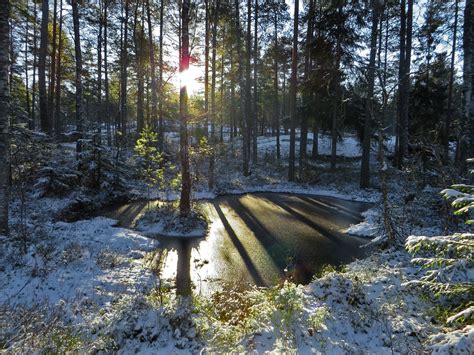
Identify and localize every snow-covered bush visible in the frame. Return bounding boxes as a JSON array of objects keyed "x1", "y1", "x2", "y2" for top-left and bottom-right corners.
[
  {"x1": 0, "y1": 304, "x2": 83, "y2": 353},
  {"x1": 405, "y1": 233, "x2": 473, "y2": 325},
  {"x1": 440, "y1": 157, "x2": 474, "y2": 225},
  {"x1": 136, "y1": 204, "x2": 208, "y2": 237},
  {"x1": 34, "y1": 166, "x2": 80, "y2": 197},
  {"x1": 192, "y1": 281, "x2": 308, "y2": 352},
  {"x1": 441, "y1": 184, "x2": 474, "y2": 225}
]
